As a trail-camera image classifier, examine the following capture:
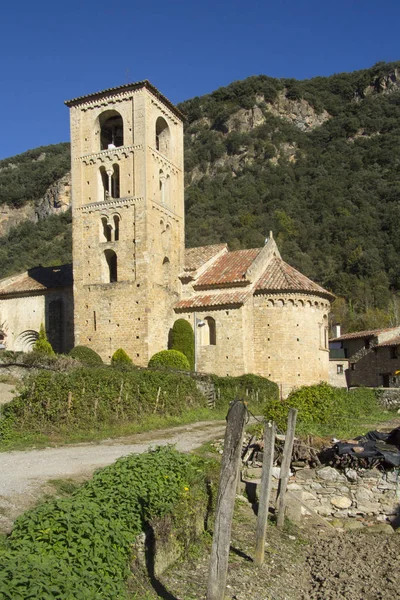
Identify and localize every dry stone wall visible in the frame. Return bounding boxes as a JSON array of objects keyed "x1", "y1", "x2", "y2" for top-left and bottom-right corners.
[{"x1": 285, "y1": 466, "x2": 400, "y2": 524}]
